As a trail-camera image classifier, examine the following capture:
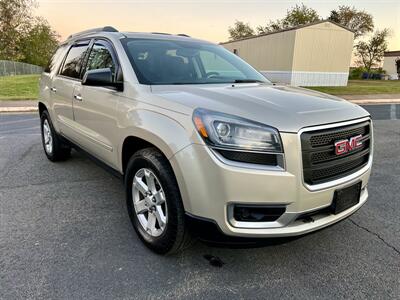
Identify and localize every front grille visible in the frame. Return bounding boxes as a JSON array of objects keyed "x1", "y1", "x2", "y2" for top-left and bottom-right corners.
[{"x1": 301, "y1": 121, "x2": 371, "y2": 185}]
